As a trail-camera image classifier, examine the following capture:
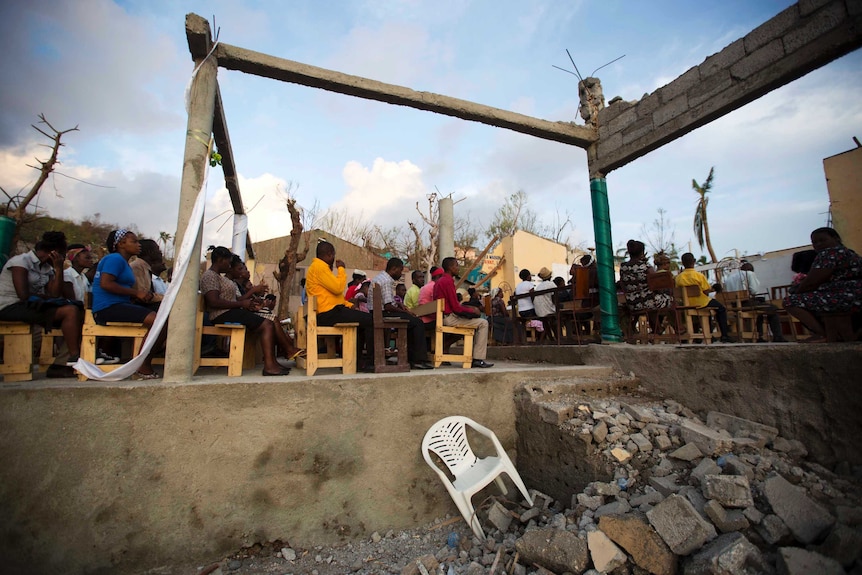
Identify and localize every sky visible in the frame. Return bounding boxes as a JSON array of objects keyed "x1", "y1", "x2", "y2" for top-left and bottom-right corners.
[{"x1": 1, "y1": 0, "x2": 860, "y2": 263}]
